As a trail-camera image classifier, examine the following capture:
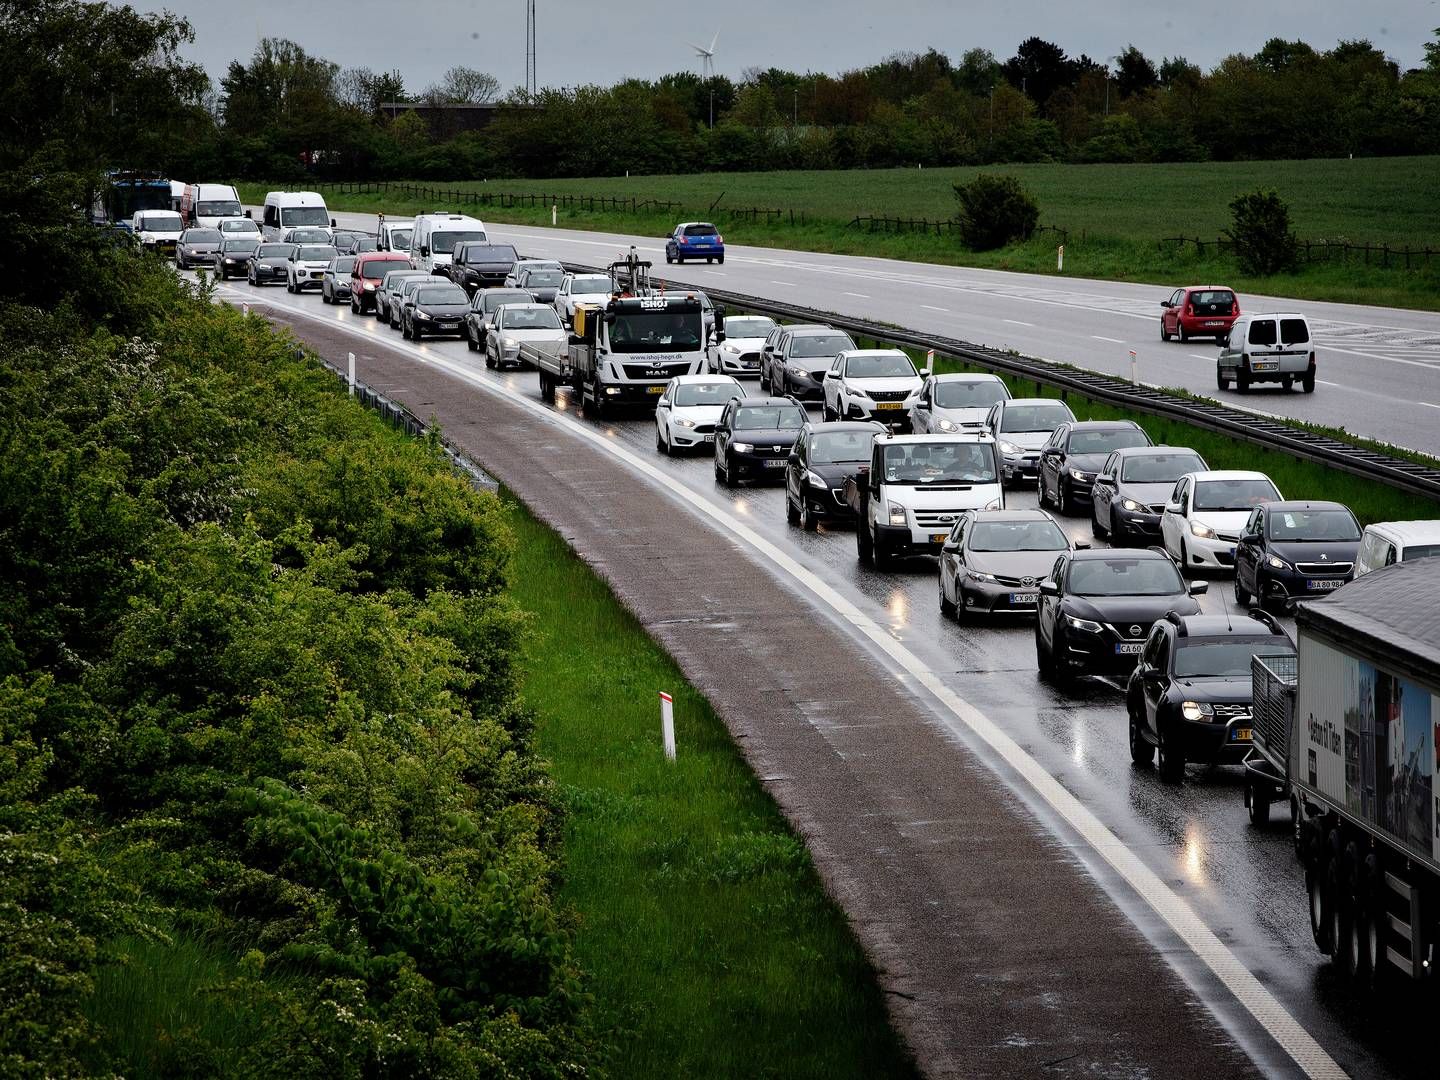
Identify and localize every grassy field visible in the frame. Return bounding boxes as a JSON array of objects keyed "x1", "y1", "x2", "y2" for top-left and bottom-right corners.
[
  {"x1": 502, "y1": 496, "x2": 915, "y2": 1079},
  {"x1": 239, "y1": 156, "x2": 1440, "y2": 309}
]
